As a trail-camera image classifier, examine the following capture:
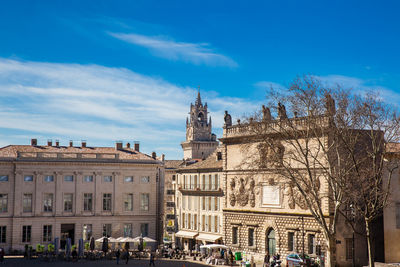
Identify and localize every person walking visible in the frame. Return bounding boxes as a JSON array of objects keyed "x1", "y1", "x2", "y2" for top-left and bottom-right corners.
[
  {"x1": 116, "y1": 249, "x2": 121, "y2": 265},
  {"x1": 149, "y1": 252, "x2": 155, "y2": 266},
  {"x1": 264, "y1": 252, "x2": 270, "y2": 267},
  {"x1": 125, "y1": 249, "x2": 130, "y2": 264},
  {"x1": 0, "y1": 247, "x2": 5, "y2": 264}
]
